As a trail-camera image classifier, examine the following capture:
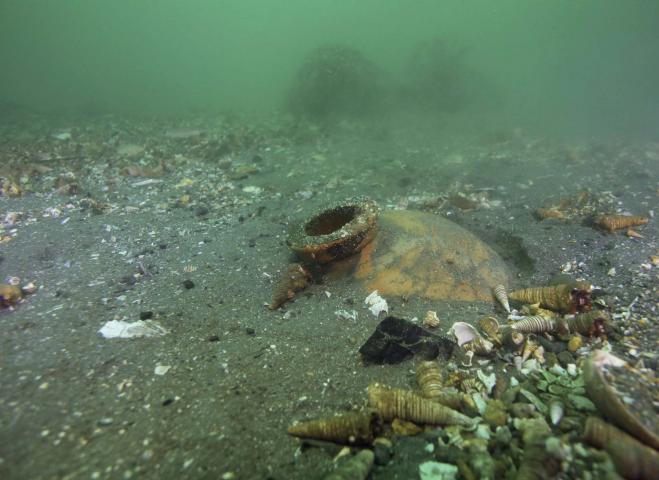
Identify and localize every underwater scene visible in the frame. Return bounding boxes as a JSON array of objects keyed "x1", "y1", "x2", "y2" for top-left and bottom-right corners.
[{"x1": 1, "y1": 1, "x2": 658, "y2": 479}]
